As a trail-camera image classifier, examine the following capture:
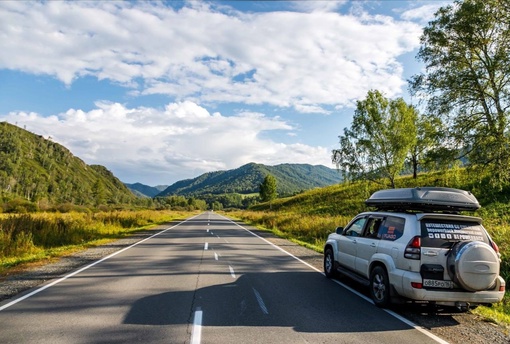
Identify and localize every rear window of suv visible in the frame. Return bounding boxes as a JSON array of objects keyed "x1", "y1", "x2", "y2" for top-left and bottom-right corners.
[{"x1": 420, "y1": 219, "x2": 489, "y2": 248}]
